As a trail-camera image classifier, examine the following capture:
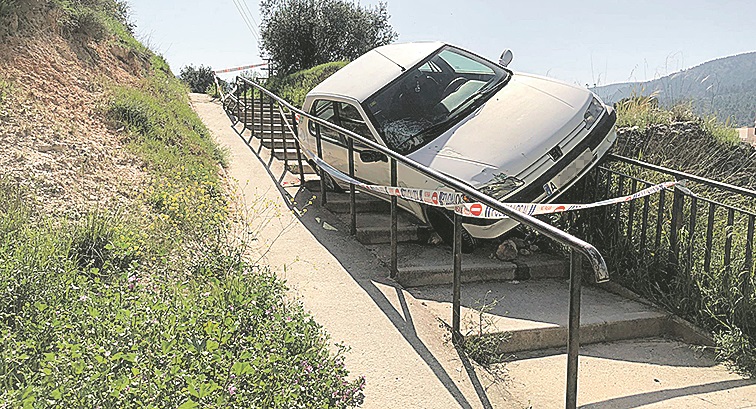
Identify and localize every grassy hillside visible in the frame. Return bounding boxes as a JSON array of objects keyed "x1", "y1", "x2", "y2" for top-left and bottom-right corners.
[
  {"x1": 264, "y1": 61, "x2": 348, "y2": 107},
  {"x1": 0, "y1": 1, "x2": 363, "y2": 407},
  {"x1": 593, "y1": 52, "x2": 756, "y2": 127}
]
